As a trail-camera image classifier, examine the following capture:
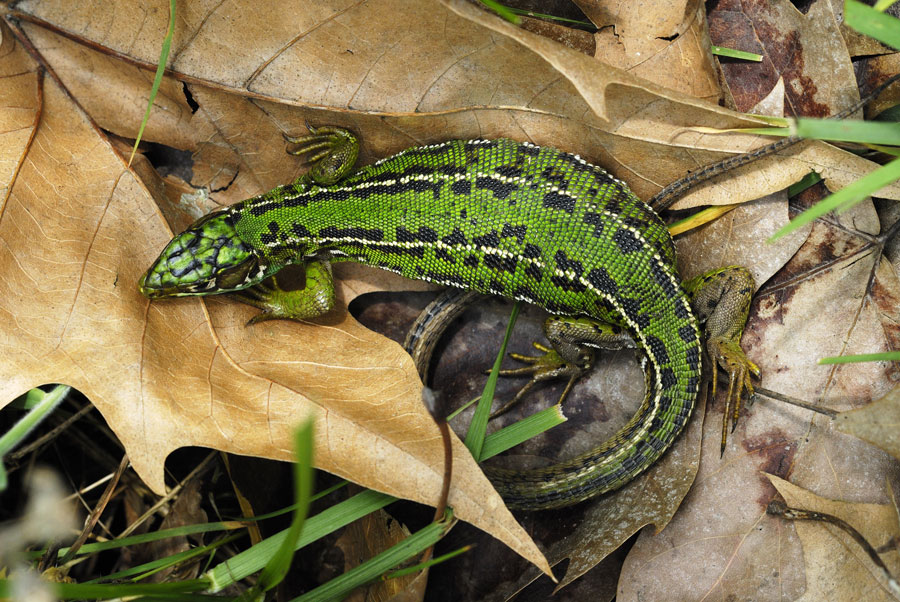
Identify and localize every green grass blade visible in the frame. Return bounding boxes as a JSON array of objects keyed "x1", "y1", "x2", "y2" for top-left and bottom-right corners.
[
  {"x1": 107, "y1": 540, "x2": 235, "y2": 583},
  {"x1": 9, "y1": 387, "x2": 51, "y2": 410},
  {"x1": 128, "y1": 0, "x2": 176, "y2": 164},
  {"x1": 743, "y1": 118, "x2": 900, "y2": 145},
  {"x1": 289, "y1": 513, "x2": 452, "y2": 602},
  {"x1": 0, "y1": 578, "x2": 212, "y2": 600},
  {"x1": 845, "y1": 0, "x2": 900, "y2": 49},
  {"x1": 89, "y1": 534, "x2": 242, "y2": 583},
  {"x1": 794, "y1": 118, "x2": 900, "y2": 145},
  {"x1": 739, "y1": 126, "x2": 791, "y2": 137},
  {"x1": 205, "y1": 489, "x2": 395, "y2": 591},
  {"x1": 34, "y1": 520, "x2": 248, "y2": 560},
  {"x1": 769, "y1": 157, "x2": 900, "y2": 240},
  {"x1": 478, "y1": 0, "x2": 520, "y2": 23},
  {"x1": 505, "y1": 8, "x2": 593, "y2": 27},
  {"x1": 480, "y1": 406, "x2": 567, "y2": 460},
  {"x1": 254, "y1": 420, "x2": 315, "y2": 594},
  {"x1": 1, "y1": 385, "x2": 70, "y2": 489},
  {"x1": 787, "y1": 171, "x2": 822, "y2": 197},
  {"x1": 383, "y1": 544, "x2": 473, "y2": 579},
  {"x1": 710, "y1": 45, "x2": 763, "y2": 61},
  {"x1": 464, "y1": 302, "x2": 521, "y2": 461},
  {"x1": 819, "y1": 352, "x2": 900, "y2": 364}
]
